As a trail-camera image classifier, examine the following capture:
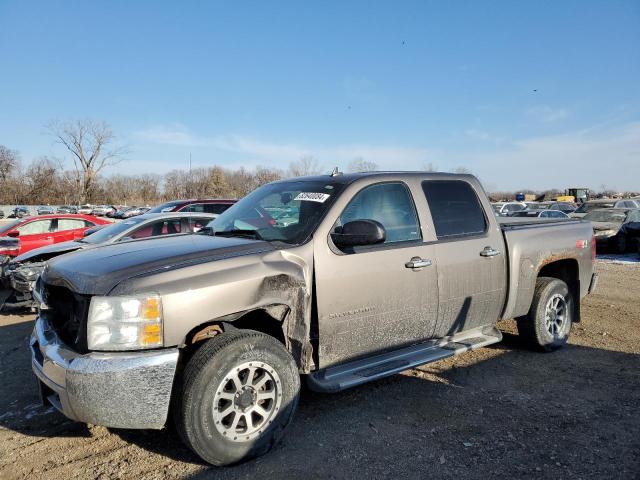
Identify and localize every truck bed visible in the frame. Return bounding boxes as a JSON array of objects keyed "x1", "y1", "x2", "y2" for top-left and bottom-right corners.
[{"x1": 498, "y1": 215, "x2": 593, "y2": 322}]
